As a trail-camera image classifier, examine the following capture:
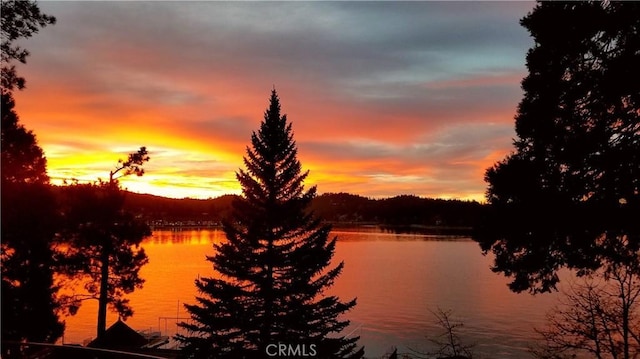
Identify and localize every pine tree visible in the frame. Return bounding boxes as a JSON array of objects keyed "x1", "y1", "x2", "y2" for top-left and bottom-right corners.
[
  {"x1": 57, "y1": 148, "x2": 151, "y2": 340},
  {"x1": 178, "y1": 90, "x2": 364, "y2": 359},
  {"x1": 1, "y1": 92, "x2": 64, "y2": 353},
  {"x1": 1, "y1": 1, "x2": 62, "y2": 353}
]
